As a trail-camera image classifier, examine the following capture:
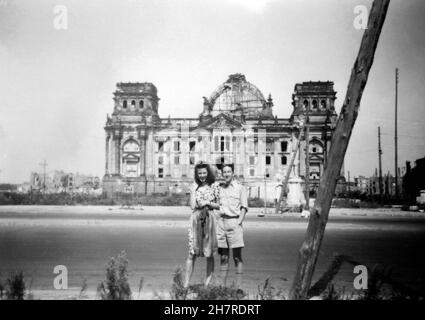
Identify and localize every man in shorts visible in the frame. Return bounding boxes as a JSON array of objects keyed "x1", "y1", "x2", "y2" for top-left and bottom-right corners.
[{"x1": 216, "y1": 163, "x2": 248, "y2": 287}]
